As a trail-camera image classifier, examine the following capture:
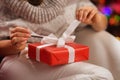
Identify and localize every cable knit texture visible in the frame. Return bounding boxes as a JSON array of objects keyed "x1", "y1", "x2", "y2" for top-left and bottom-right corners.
[
  {"x1": 0, "y1": 0, "x2": 94, "y2": 42},
  {"x1": 4, "y1": 0, "x2": 68, "y2": 24}
]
